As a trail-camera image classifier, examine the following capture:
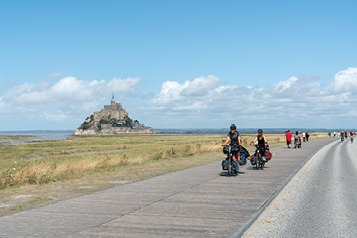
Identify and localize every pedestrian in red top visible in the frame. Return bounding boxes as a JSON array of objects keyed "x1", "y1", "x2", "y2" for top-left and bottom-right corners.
[{"x1": 285, "y1": 130, "x2": 292, "y2": 148}]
